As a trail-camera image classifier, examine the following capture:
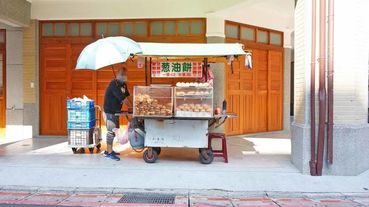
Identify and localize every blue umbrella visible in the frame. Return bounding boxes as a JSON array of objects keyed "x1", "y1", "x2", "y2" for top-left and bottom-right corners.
[{"x1": 75, "y1": 36, "x2": 142, "y2": 70}]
